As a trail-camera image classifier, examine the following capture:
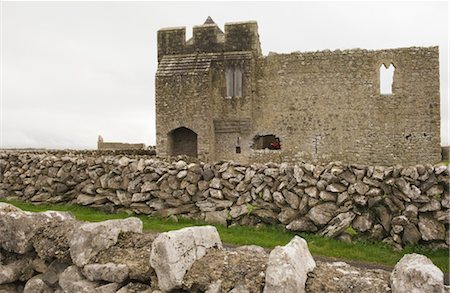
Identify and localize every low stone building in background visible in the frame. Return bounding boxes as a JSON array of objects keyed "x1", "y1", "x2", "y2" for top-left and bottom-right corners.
[
  {"x1": 97, "y1": 135, "x2": 146, "y2": 151},
  {"x1": 155, "y1": 17, "x2": 441, "y2": 165}
]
